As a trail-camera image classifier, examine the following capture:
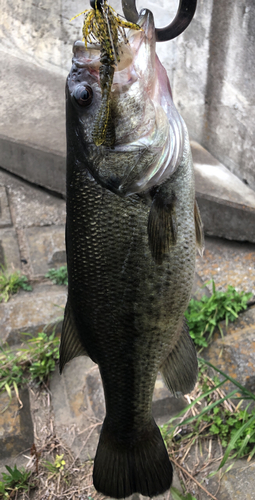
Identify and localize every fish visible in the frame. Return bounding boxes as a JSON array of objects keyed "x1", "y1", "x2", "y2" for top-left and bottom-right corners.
[{"x1": 60, "y1": 8, "x2": 203, "y2": 499}]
